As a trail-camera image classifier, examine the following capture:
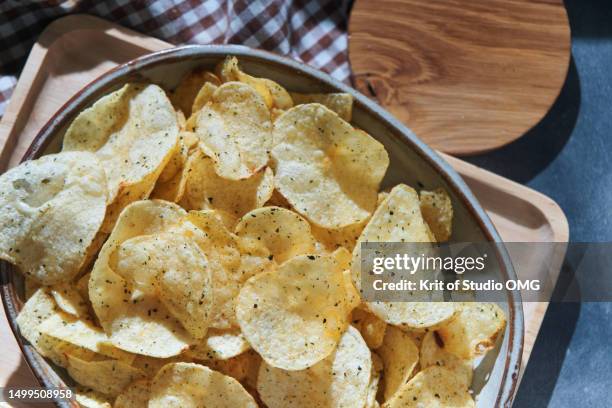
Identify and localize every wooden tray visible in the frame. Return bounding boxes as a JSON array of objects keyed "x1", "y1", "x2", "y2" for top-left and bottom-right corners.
[
  {"x1": 349, "y1": 0, "x2": 571, "y2": 155},
  {"x1": 0, "y1": 15, "x2": 568, "y2": 402}
]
